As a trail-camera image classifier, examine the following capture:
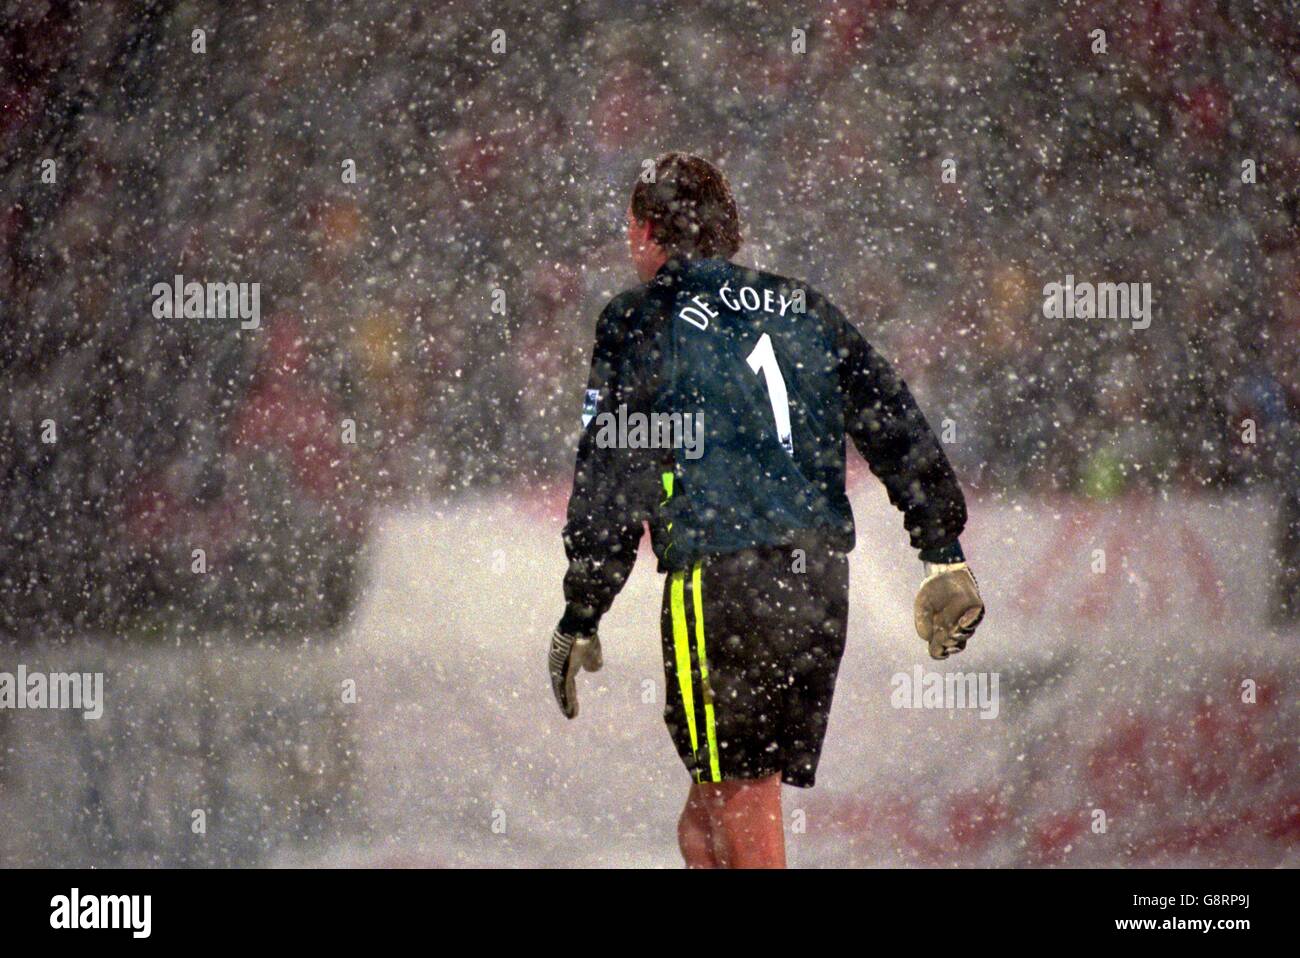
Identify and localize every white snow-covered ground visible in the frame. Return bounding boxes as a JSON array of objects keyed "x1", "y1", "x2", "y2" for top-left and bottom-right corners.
[
  {"x1": 2, "y1": 486, "x2": 1294, "y2": 867},
  {"x1": 307, "y1": 484, "x2": 1298, "y2": 867}
]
